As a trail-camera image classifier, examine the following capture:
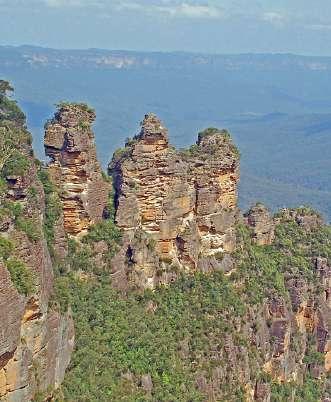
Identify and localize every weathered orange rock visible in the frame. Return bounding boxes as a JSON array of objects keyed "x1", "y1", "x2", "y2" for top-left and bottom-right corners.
[
  {"x1": 109, "y1": 115, "x2": 240, "y2": 289},
  {"x1": 45, "y1": 103, "x2": 109, "y2": 237}
]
